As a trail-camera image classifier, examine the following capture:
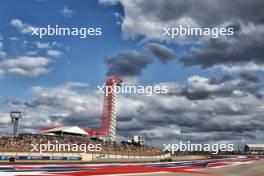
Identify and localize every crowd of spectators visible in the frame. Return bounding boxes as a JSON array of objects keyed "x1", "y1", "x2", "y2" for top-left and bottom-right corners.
[{"x1": 0, "y1": 134, "x2": 162, "y2": 154}]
